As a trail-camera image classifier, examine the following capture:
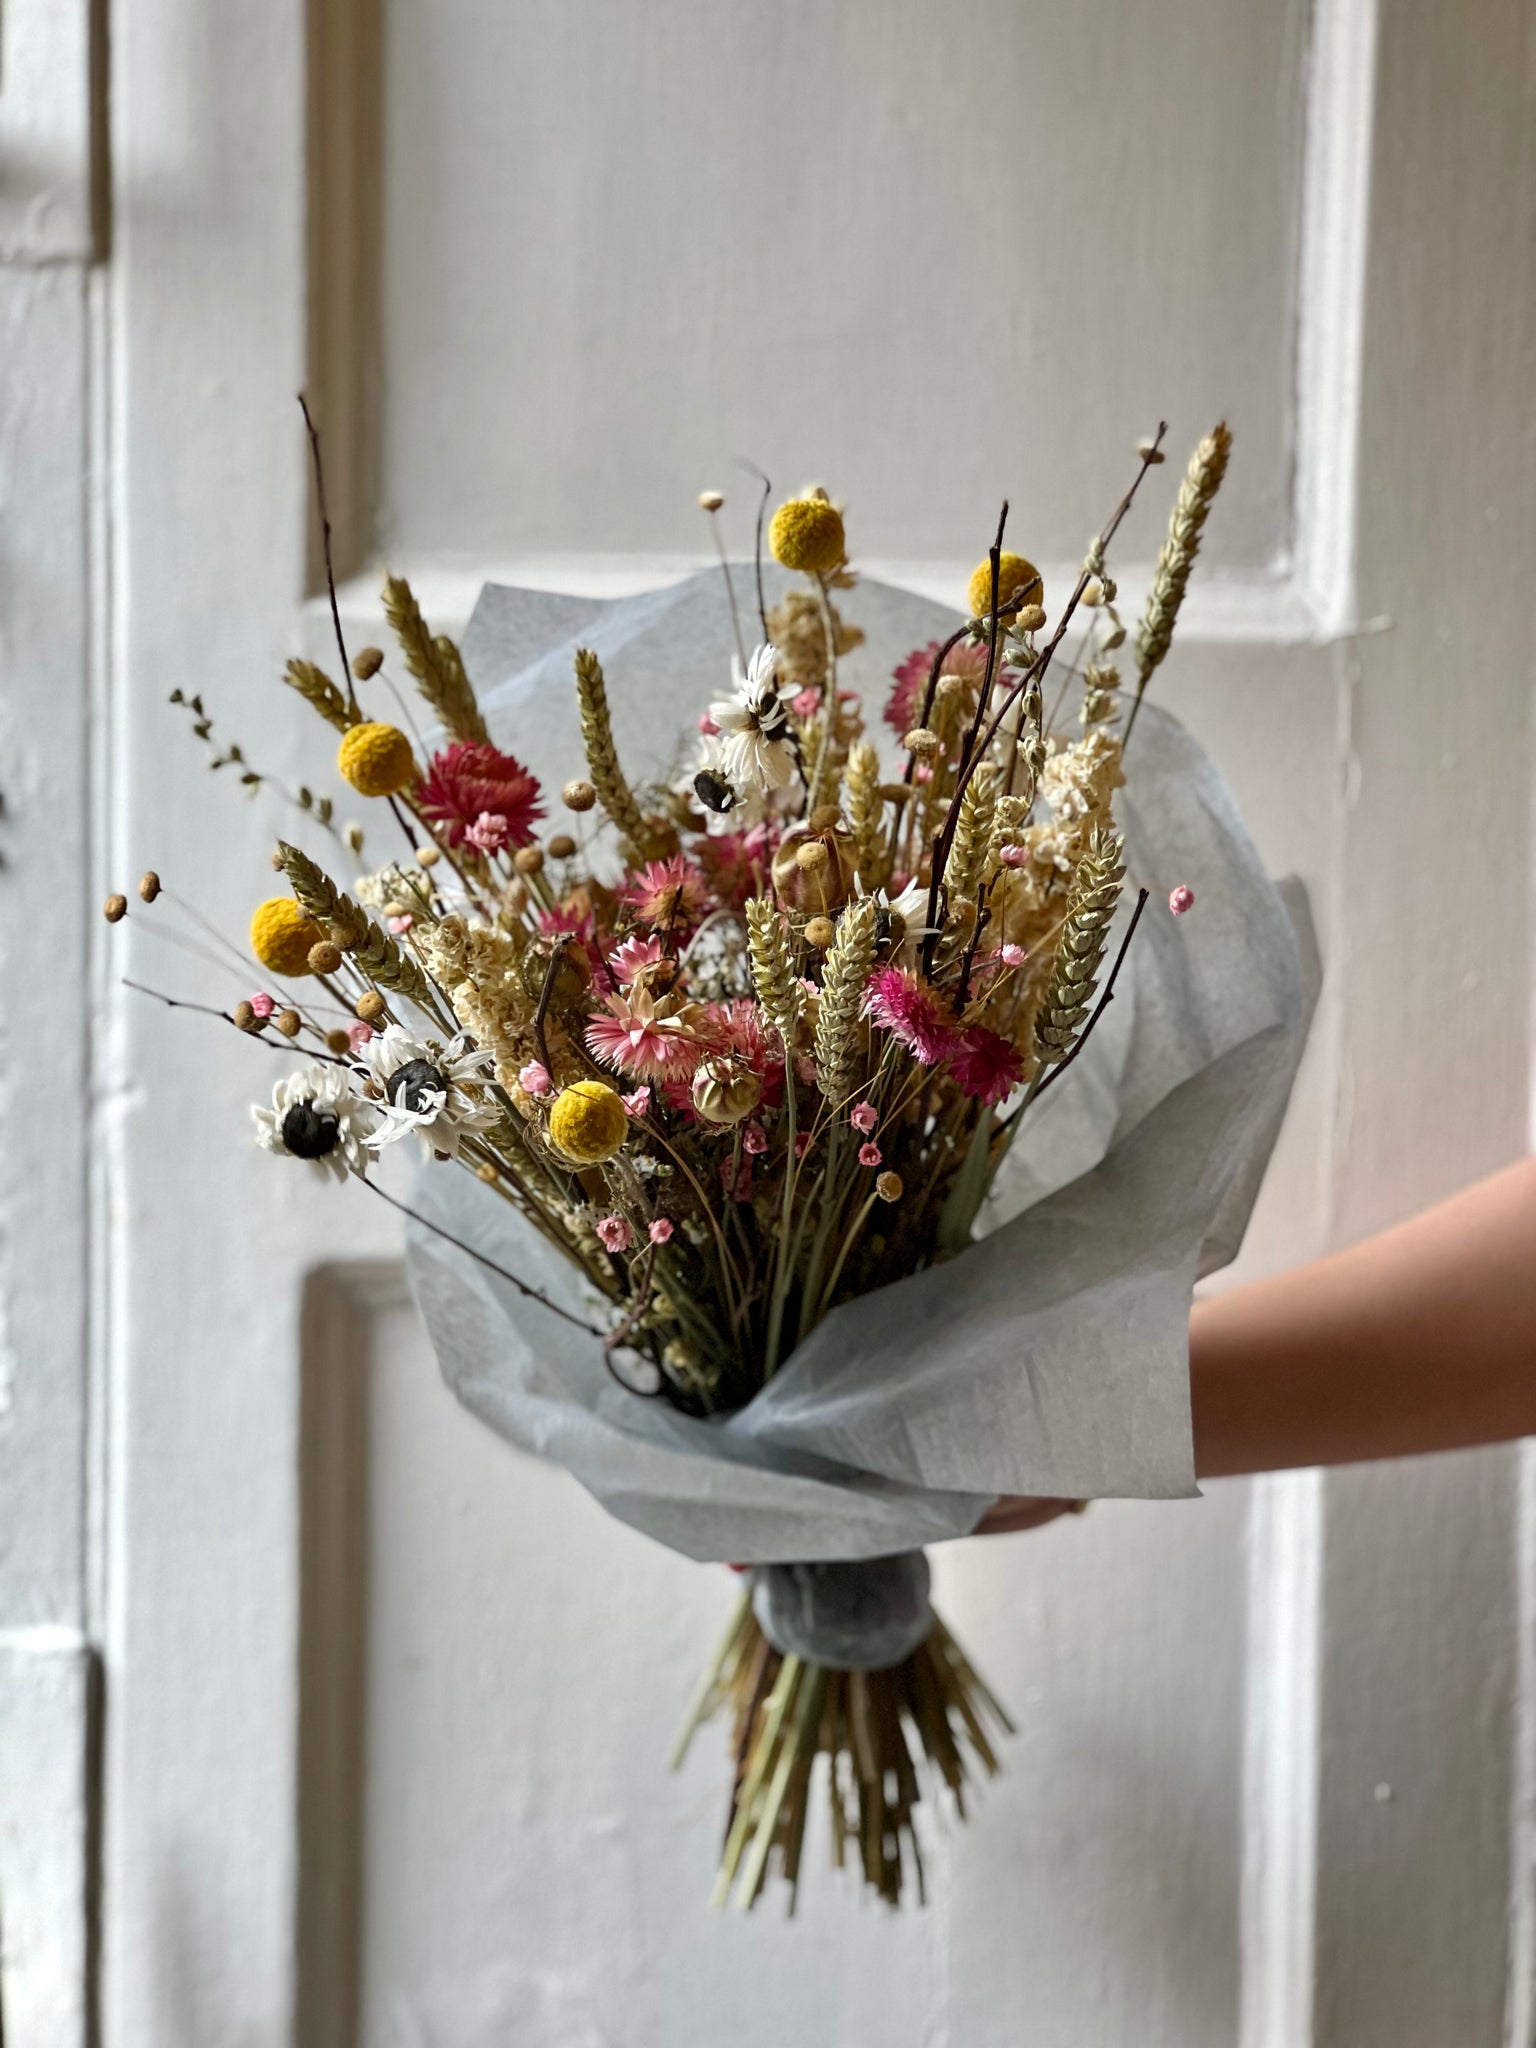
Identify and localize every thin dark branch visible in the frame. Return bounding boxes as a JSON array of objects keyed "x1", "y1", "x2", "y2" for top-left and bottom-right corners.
[
  {"x1": 951, "y1": 890, "x2": 993, "y2": 1012},
  {"x1": 706, "y1": 509, "x2": 748, "y2": 670},
  {"x1": 532, "y1": 934, "x2": 569, "y2": 1077},
  {"x1": 122, "y1": 978, "x2": 349, "y2": 1061},
  {"x1": 736, "y1": 457, "x2": 773, "y2": 640},
  {"x1": 1031, "y1": 887, "x2": 1150, "y2": 1103},
  {"x1": 362, "y1": 1176, "x2": 606, "y2": 1337},
  {"x1": 298, "y1": 392, "x2": 357, "y2": 718}
]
